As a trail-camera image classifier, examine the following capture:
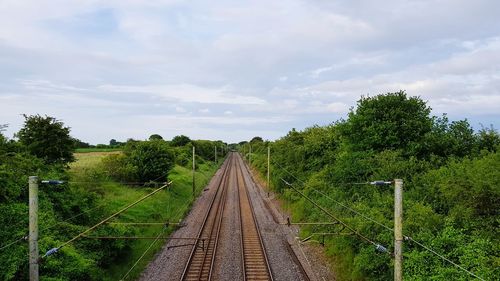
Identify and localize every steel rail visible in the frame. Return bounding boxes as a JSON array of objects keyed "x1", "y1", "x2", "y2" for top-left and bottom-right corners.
[
  {"x1": 180, "y1": 153, "x2": 233, "y2": 281},
  {"x1": 205, "y1": 155, "x2": 233, "y2": 280},
  {"x1": 236, "y1": 155, "x2": 273, "y2": 281}
]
